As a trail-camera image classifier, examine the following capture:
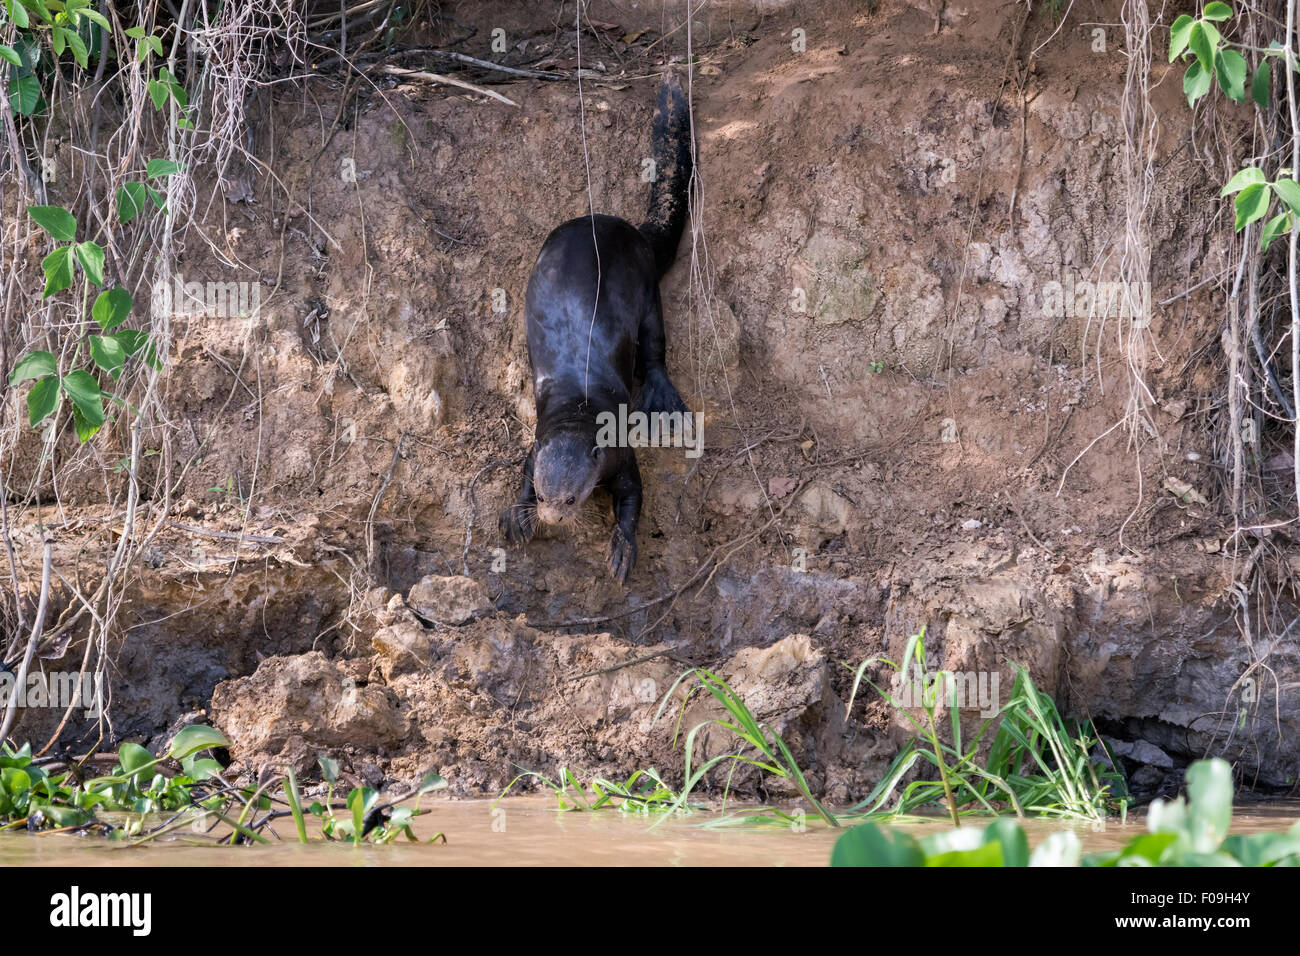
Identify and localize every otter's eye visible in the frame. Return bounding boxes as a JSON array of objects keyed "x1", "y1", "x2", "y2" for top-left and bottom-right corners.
[
  {"x1": 536, "y1": 495, "x2": 544, "y2": 503},
  {"x1": 566, "y1": 496, "x2": 575, "y2": 505}
]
